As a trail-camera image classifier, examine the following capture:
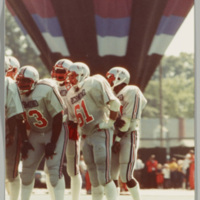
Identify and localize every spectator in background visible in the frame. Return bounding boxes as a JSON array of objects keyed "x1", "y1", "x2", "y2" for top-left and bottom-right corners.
[
  {"x1": 156, "y1": 163, "x2": 164, "y2": 189},
  {"x1": 182, "y1": 153, "x2": 191, "y2": 189},
  {"x1": 145, "y1": 154, "x2": 158, "y2": 188},
  {"x1": 162, "y1": 163, "x2": 171, "y2": 189},
  {"x1": 177, "y1": 159, "x2": 185, "y2": 188},
  {"x1": 189, "y1": 150, "x2": 195, "y2": 190},
  {"x1": 134, "y1": 157, "x2": 145, "y2": 188},
  {"x1": 169, "y1": 157, "x2": 179, "y2": 188}
]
